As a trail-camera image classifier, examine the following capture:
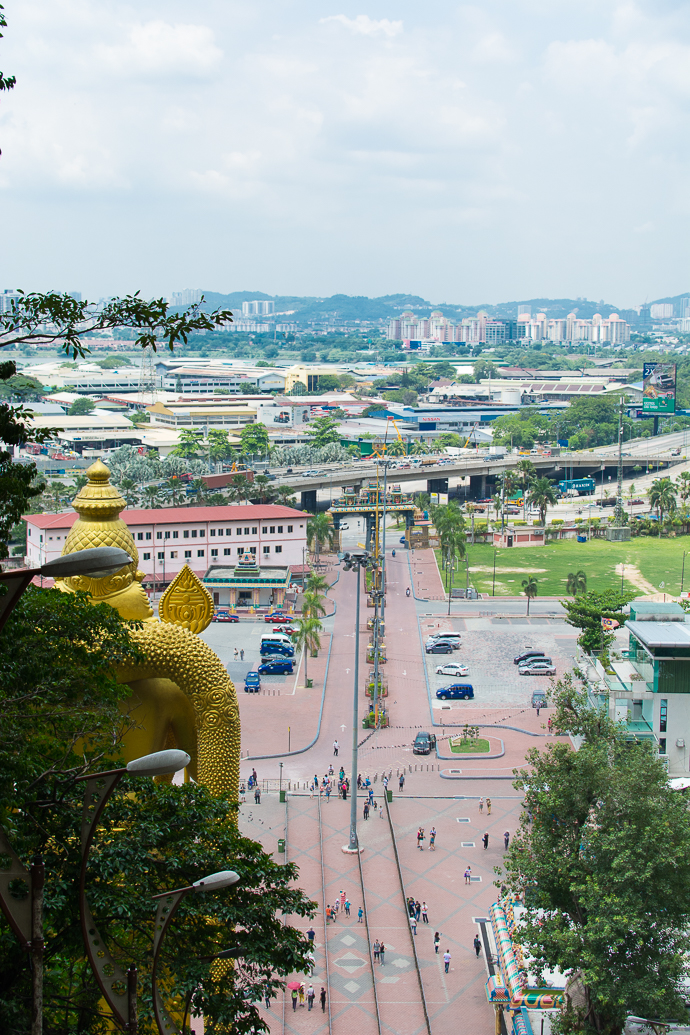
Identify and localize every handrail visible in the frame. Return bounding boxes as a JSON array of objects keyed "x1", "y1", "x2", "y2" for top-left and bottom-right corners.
[
  {"x1": 317, "y1": 794, "x2": 333, "y2": 1035},
  {"x1": 357, "y1": 843, "x2": 382, "y2": 1035},
  {"x1": 383, "y1": 795, "x2": 432, "y2": 1035}
]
